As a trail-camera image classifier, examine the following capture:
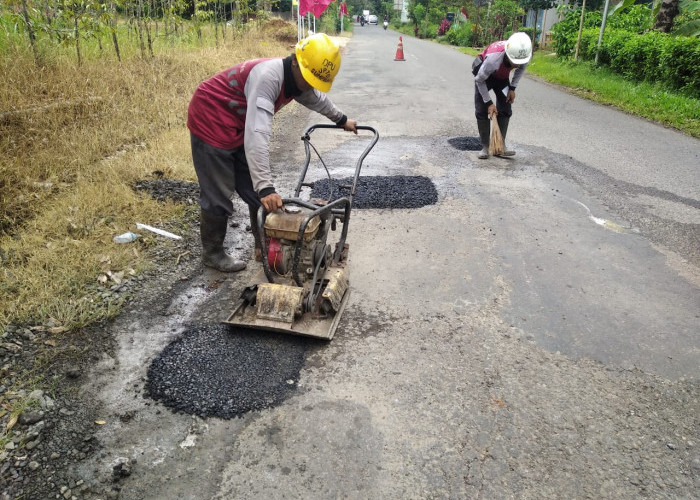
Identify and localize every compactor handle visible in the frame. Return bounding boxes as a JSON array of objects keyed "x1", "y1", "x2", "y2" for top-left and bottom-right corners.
[
  {"x1": 297, "y1": 124, "x2": 379, "y2": 199},
  {"x1": 301, "y1": 123, "x2": 378, "y2": 139}
]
